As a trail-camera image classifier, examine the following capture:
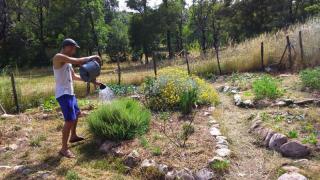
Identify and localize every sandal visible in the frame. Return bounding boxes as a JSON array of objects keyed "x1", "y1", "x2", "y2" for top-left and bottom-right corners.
[
  {"x1": 59, "y1": 150, "x2": 75, "y2": 158},
  {"x1": 69, "y1": 137, "x2": 85, "y2": 143}
]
